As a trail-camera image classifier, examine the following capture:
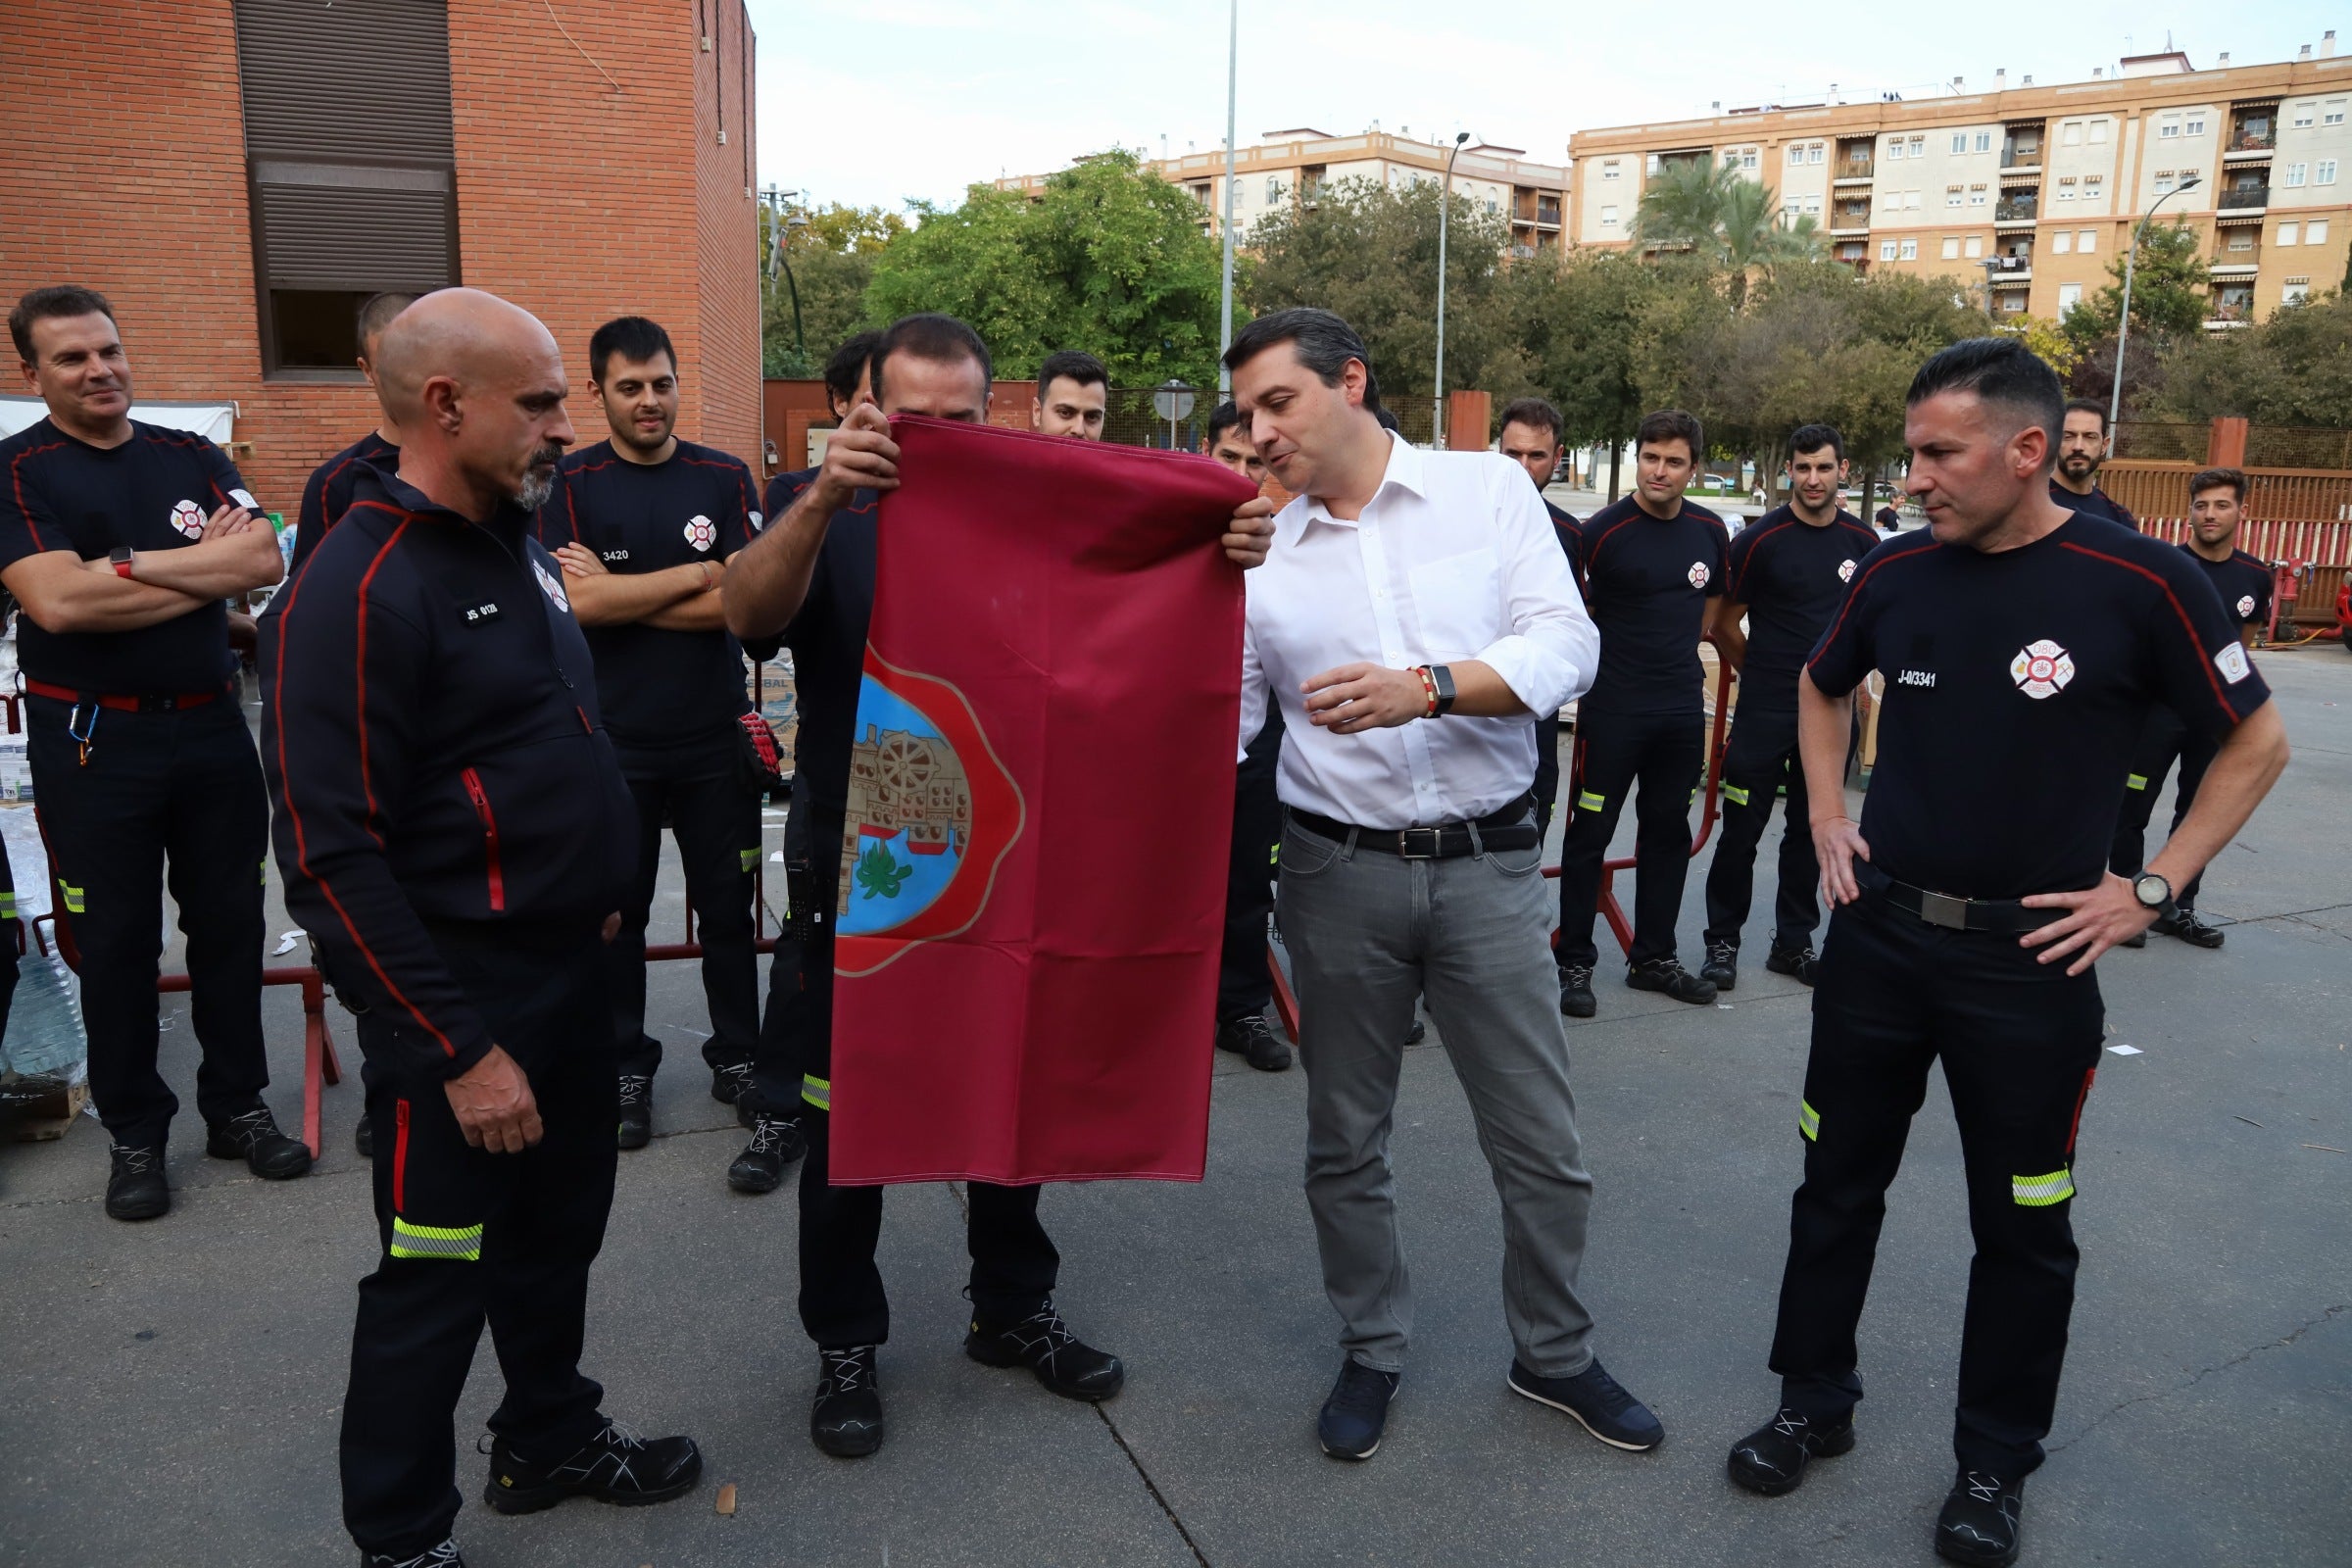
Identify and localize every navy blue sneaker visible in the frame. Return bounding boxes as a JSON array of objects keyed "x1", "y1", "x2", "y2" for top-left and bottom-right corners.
[
  {"x1": 1507, "y1": 1357, "x2": 1664, "y2": 1450},
  {"x1": 1317, "y1": 1359, "x2": 1400, "y2": 1459},
  {"x1": 1936, "y1": 1469, "x2": 2025, "y2": 1566}
]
